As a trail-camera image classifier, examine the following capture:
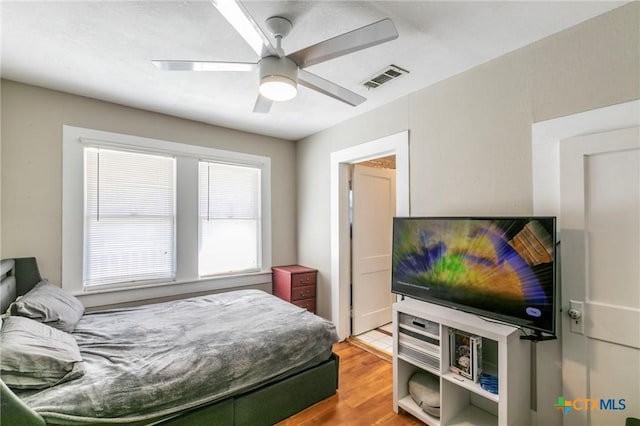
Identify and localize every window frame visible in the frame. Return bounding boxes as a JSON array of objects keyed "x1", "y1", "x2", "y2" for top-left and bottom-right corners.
[{"x1": 62, "y1": 126, "x2": 272, "y2": 307}]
